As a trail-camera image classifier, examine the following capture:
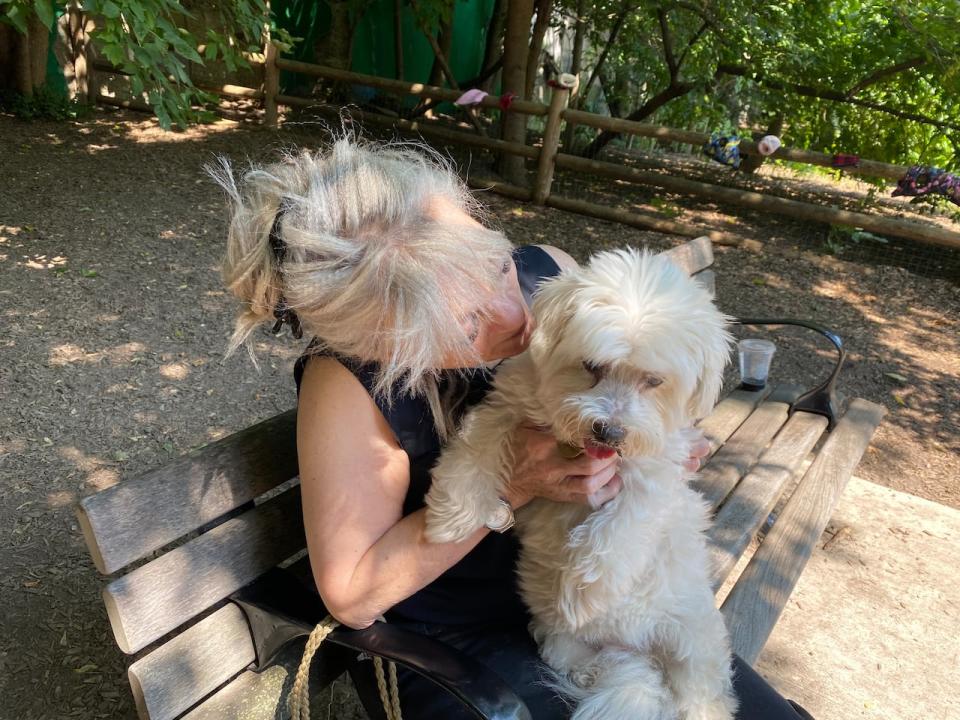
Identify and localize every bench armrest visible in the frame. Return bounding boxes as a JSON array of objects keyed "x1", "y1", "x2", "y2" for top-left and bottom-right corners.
[
  {"x1": 230, "y1": 569, "x2": 532, "y2": 720},
  {"x1": 733, "y1": 317, "x2": 846, "y2": 428}
]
